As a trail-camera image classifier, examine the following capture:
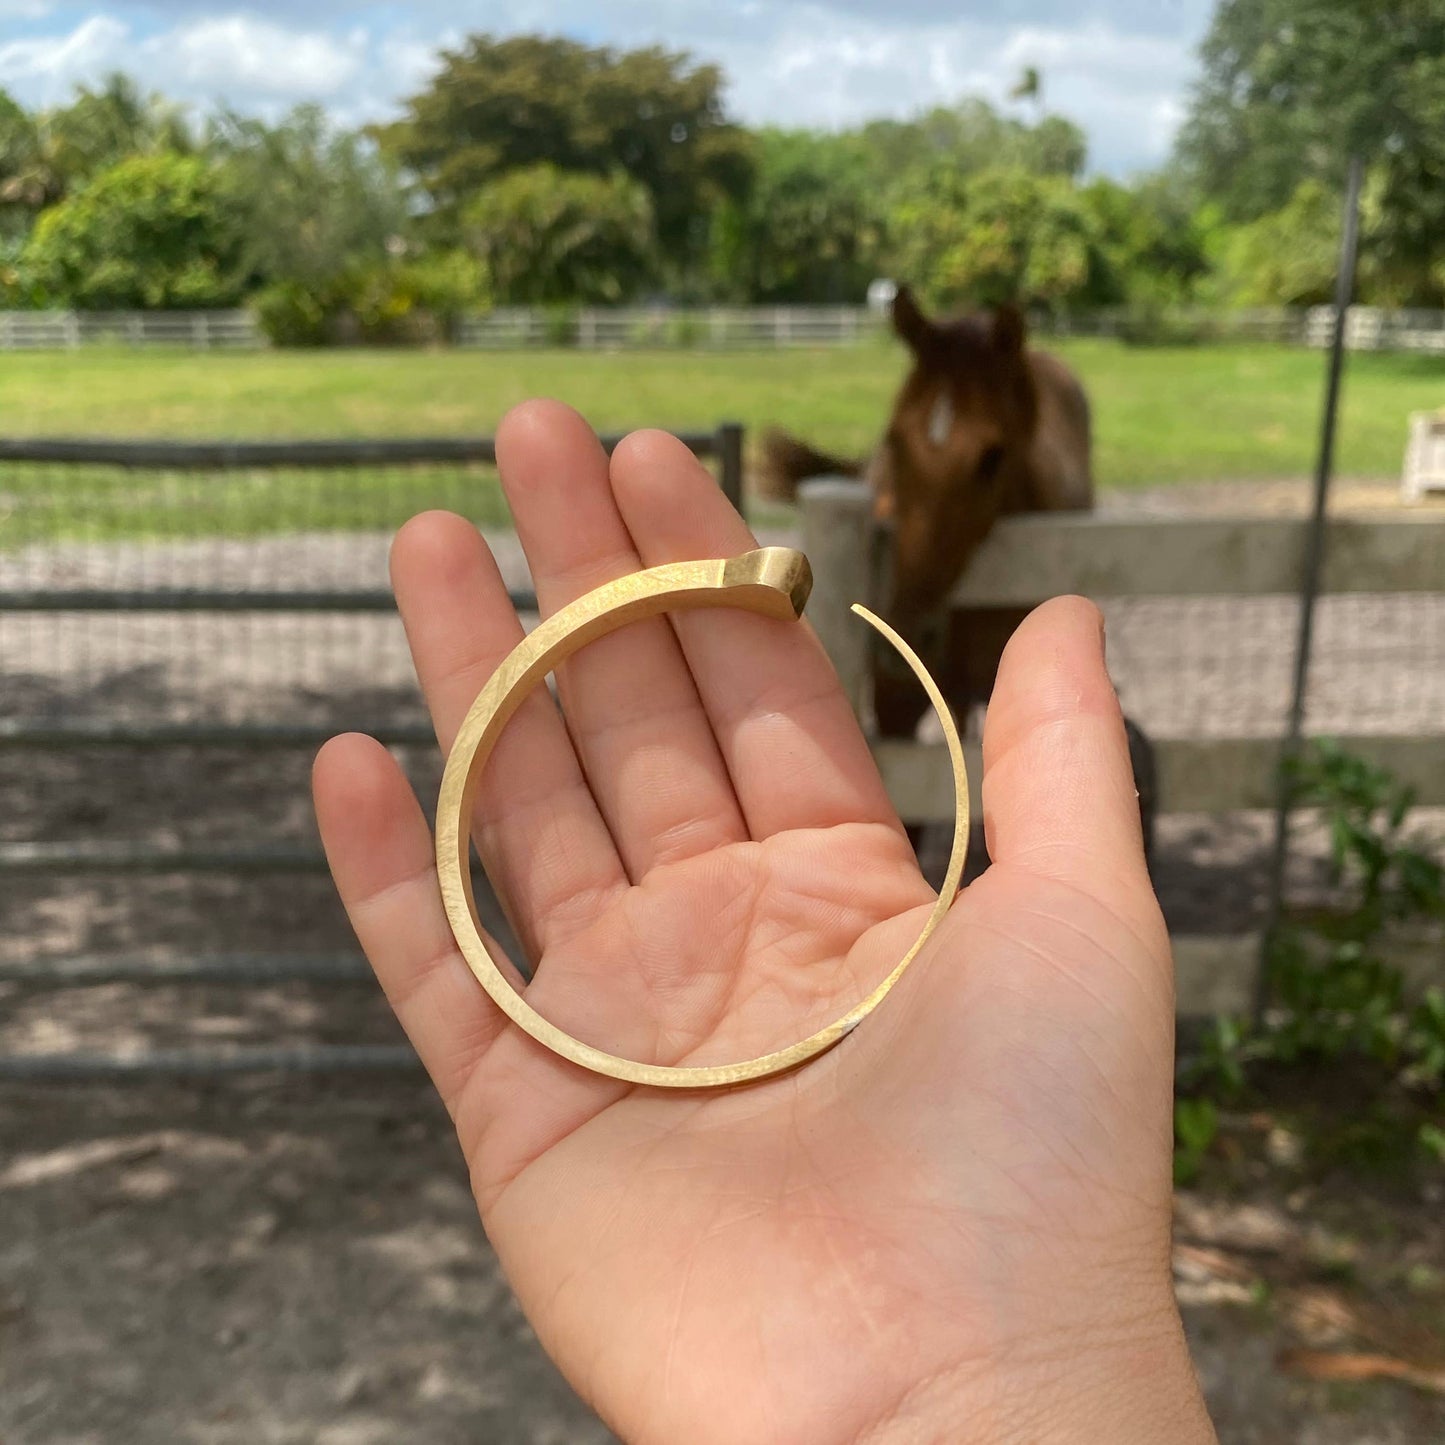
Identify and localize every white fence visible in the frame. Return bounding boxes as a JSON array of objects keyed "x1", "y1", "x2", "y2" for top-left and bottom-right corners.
[
  {"x1": 450, "y1": 305, "x2": 1445, "y2": 353},
  {"x1": 453, "y1": 305, "x2": 876, "y2": 349},
  {"x1": 0, "y1": 310, "x2": 262, "y2": 351},
  {"x1": 1, "y1": 304, "x2": 1444, "y2": 353},
  {"x1": 1040, "y1": 306, "x2": 1445, "y2": 353},
  {"x1": 1307, "y1": 307, "x2": 1445, "y2": 353}
]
